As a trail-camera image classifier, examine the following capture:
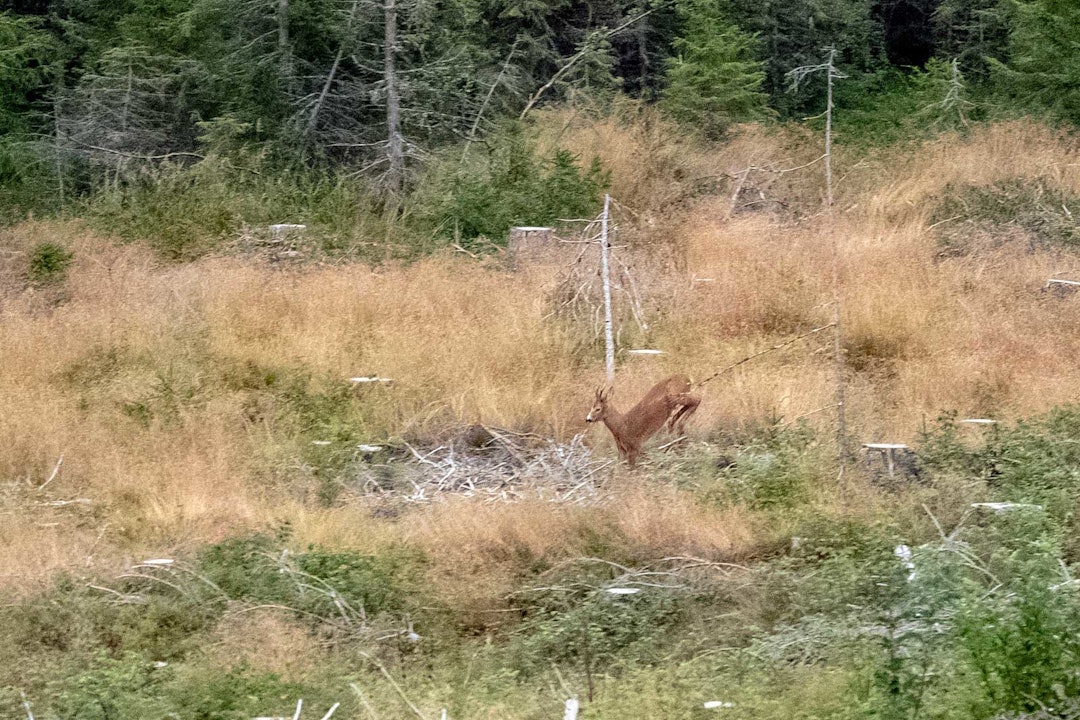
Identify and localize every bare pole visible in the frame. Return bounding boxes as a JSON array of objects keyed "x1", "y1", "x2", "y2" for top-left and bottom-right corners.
[
  {"x1": 600, "y1": 194, "x2": 615, "y2": 385},
  {"x1": 825, "y1": 46, "x2": 847, "y2": 468},
  {"x1": 787, "y1": 46, "x2": 849, "y2": 470},
  {"x1": 824, "y1": 47, "x2": 835, "y2": 209}
]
